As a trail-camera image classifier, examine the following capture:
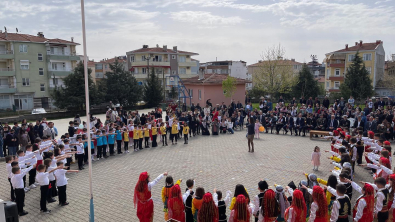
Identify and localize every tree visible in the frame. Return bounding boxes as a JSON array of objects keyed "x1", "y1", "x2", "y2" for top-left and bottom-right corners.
[
  {"x1": 253, "y1": 44, "x2": 296, "y2": 97},
  {"x1": 144, "y1": 68, "x2": 163, "y2": 107},
  {"x1": 340, "y1": 52, "x2": 374, "y2": 100},
  {"x1": 292, "y1": 64, "x2": 321, "y2": 99},
  {"x1": 51, "y1": 62, "x2": 100, "y2": 110},
  {"x1": 101, "y1": 59, "x2": 142, "y2": 107},
  {"x1": 248, "y1": 86, "x2": 266, "y2": 99},
  {"x1": 168, "y1": 86, "x2": 177, "y2": 99},
  {"x1": 222, "y1": 76, "x2": 237, "y2": 100}
]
